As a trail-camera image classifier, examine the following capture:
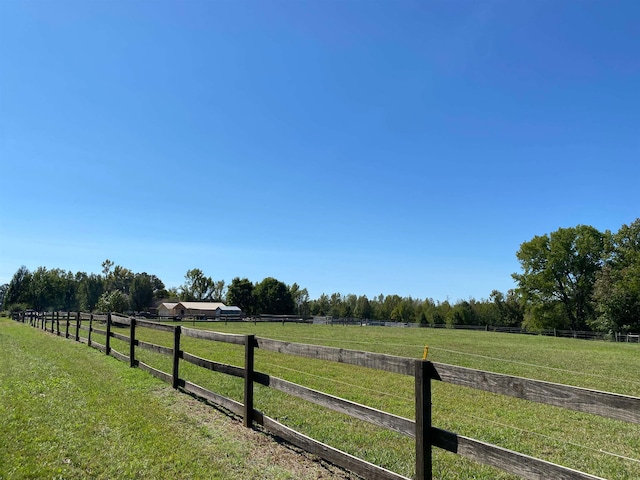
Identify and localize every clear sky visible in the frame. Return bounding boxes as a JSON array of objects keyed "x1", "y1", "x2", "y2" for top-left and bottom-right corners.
[{"x1": 1, "y1": 0, "x2": 638, "y2": 302}]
